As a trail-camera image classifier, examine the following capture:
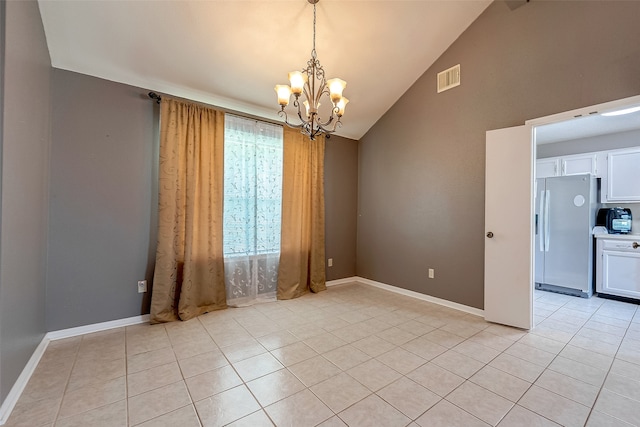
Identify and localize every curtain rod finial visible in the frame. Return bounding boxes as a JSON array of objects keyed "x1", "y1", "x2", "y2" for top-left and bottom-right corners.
[{"x1": 148, "y1": 92, "x2": 162, "y2": 104}]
